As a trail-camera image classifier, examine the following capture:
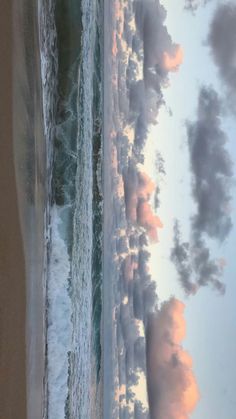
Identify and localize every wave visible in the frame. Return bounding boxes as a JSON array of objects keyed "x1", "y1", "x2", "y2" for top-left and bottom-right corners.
[
  {"x1": 38, "y1": 0, "x2": 103, "y2": 417},
  {"x1": 47, "y1": 206, "x2": 72, "y2": 419}
]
